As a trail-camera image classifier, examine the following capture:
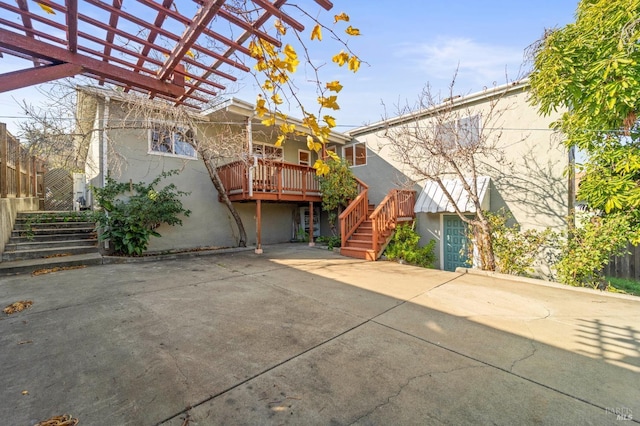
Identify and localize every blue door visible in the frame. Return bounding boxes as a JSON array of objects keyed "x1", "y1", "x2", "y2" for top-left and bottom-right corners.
[{"x1": 443, "y1": 215, "x2": 470, "y2": 271}]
